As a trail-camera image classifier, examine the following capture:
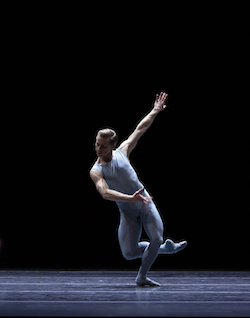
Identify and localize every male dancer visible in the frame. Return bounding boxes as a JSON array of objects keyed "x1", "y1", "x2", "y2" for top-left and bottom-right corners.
[{"x1": 90, "y1": 92, "x2": 187, "y2": 286}]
